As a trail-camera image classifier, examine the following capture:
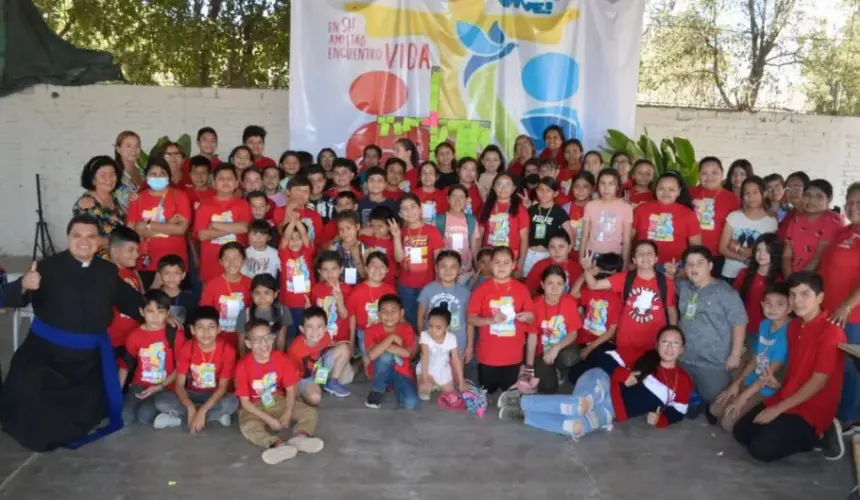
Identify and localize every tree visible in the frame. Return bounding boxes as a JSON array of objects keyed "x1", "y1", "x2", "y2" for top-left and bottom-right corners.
[
  {"x1": 638, "y1": 0, "x2": 807, "y2": 110},
  {"x1": 33, "y1": 0, "x2": 291, "y2": 88},
  {"x1": 802, "y1": 10, "x2": 860, "y2": 115}
]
